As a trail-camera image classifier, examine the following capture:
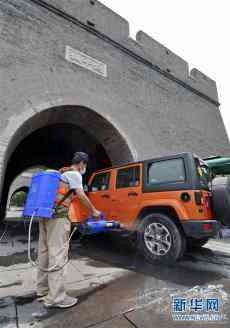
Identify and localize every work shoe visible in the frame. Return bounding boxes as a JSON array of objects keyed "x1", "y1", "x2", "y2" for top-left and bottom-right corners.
[{"x1": 44, "y1": 296, "x2": 78, "y2": 309}]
